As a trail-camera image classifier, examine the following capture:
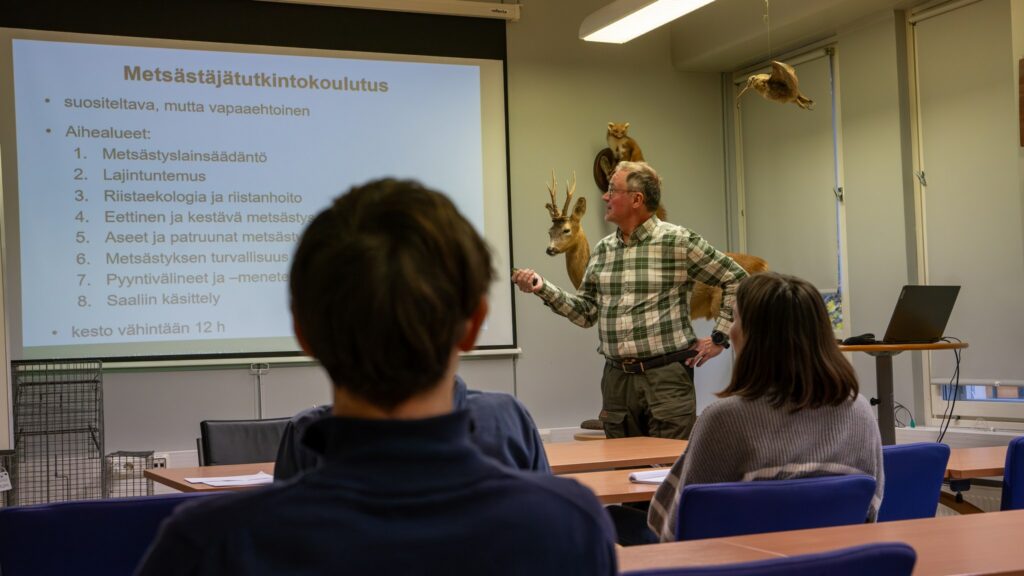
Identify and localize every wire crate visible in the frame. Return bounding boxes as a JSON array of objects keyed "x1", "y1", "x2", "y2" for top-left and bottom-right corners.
[
  {"x1": 0, "y1": 453, "x2": 12, "y2": 508},
  {"x1": 103, "y1": 450, "x2": 154, "y2": 498},
  {"x1": 9, "y1": 360, "x2": 103, "y2": 505}
]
